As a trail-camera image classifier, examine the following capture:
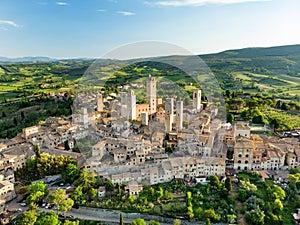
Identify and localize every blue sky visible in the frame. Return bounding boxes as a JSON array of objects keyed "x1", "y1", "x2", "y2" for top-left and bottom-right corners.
[{"x1": 0, "y1": 0, "x2": 299, "y2": 58}]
